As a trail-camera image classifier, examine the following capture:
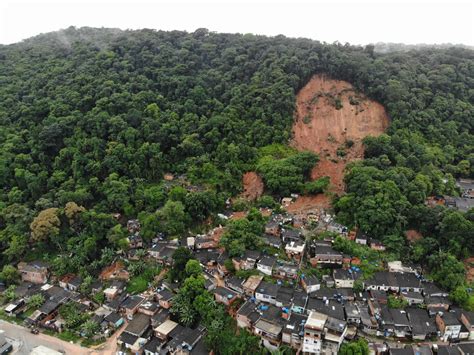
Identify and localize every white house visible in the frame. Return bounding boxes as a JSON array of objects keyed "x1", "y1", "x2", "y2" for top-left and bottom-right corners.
[
  {"x1": 333, "y1": 269, "x2": 354, "y2": 289},
  {"x1": 436, "y1": 313, "x2": 462, "y2": 342},
  {"x1": 303, "y1": 311, "x2": 327, "y2": 354},
  {"x1": 257, "y1": 256, "x2": 276, "y2": 276},
  {"x1": 255, "y1": 281, "x2": 279, "y2": 305}
]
